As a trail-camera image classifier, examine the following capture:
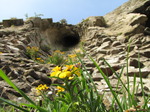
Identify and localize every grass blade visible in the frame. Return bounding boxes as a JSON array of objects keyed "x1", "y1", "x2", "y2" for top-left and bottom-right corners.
[
  {"x1": 0, "y1": 70, "x2": 47, "y2": 112},
  {"x1": 88, "y1": 56, "x2": 123, "y2": 111},
  {"x1": 0, "y1": 97, "x2": 29, "y2": 112}
]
